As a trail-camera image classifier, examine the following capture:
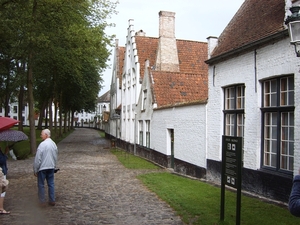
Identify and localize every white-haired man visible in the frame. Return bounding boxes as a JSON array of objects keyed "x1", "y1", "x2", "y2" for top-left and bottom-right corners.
[{"x1": 33, "y1": 129, "x2": 58, "y2": 207}]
